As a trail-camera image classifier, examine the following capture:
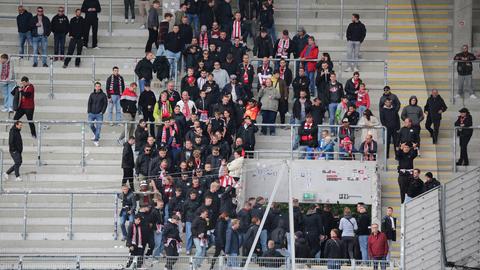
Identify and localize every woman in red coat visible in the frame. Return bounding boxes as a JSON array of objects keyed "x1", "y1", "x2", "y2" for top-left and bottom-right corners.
[{"x1": 299, "y1": 36, "x2": 319, "y2": 97}]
